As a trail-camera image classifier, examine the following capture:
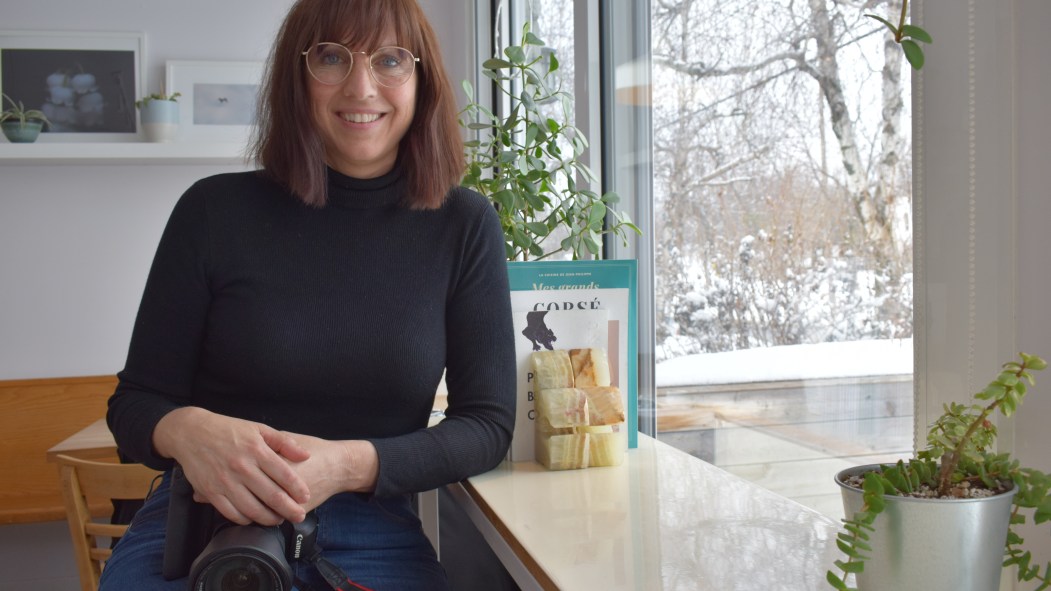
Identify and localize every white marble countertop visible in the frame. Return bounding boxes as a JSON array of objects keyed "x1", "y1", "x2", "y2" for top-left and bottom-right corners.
[{"x1": 453, "y1": 434, "x2": 843, "y2": 590}]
